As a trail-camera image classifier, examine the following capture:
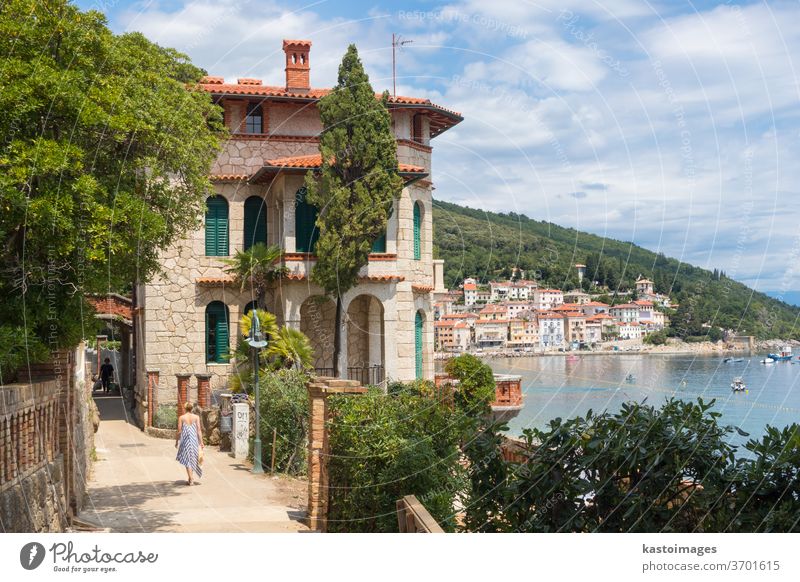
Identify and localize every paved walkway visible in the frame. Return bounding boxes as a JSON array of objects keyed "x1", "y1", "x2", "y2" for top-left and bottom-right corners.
[{"x1": 79, "y1": 394, "x2": 308, "y2": 532}]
